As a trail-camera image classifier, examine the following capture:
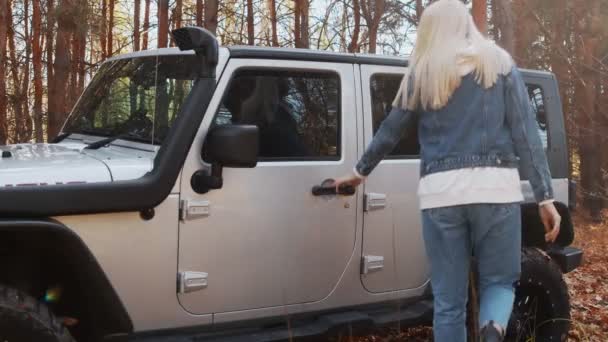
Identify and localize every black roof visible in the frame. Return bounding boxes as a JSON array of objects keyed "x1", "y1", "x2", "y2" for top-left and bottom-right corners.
[{"x1": 228, "y1": 46, "x2": 408, "y2": 67}]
